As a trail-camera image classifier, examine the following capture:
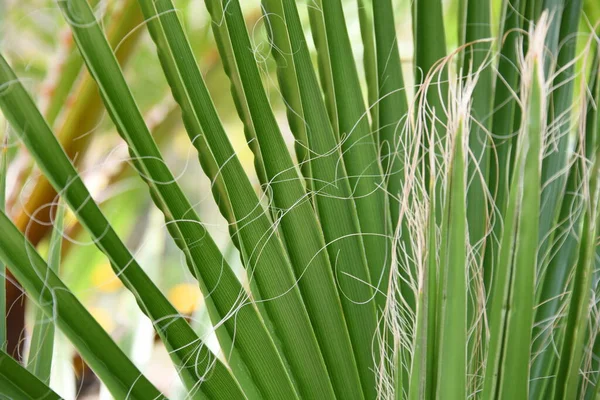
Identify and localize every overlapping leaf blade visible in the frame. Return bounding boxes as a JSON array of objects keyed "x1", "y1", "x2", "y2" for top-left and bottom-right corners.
[
  {"x1": 413, "y1": 0, "x2": 448, "y2": 187},
  {"x1": 461, "y1": 0, "x2": 493, "y2": 257},
  {"x1": 136, "y1": 0, "x2": 360, "y2": 397},
  {"x1": 486, "y1": 0, "x2": 527, "y2": 288},
  {"x1": 552, "y1": 44, "x2": 600, "y2": 400},
  {"x1": 356, "y1": 0, "x2": 378, "y2": 130},
  {"x1": 279, "y1": 0, "x2": 384, "y2": 396},
  {"x1": 538, "y1": 0, "x2": 583, "y2": 281},
  {"x1": 0, "y1": 213, "x2": 163, "y2": 400},
  {"x1": 435, "y1": 118, "x2": 467, "y2": 400},
  {"x1": 320, "y1": 0, "x2": 391, "y2": 314},
  {"x1": 307, "y1": 0, "x2": 339, "y2": 135},
  {"x1": 27, "y1": 205, "x2": 64, "y2": 384},
  {"x1": 531, "y1": 46, "x2": 599, "y2": 398},
  {"x1": 483, "y1": 47, "x2": 544, "y2": 400},
  {"x1": 0, "y1": 52, "x2": 242, "y2": 399},
  {"x1": 0, "y1": 350, "x2": 61, "y2": 400},
  {"x1": 259, "y1": 0, "x2": 311, "y2": 184},
  {"x1": 214, "y1": 0, "x2": 370, "y2": 398},
  {"x1": 373, "y1": 0, "x2": 409, "y2": 230}
]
